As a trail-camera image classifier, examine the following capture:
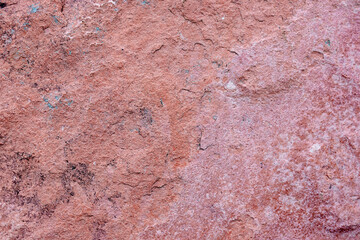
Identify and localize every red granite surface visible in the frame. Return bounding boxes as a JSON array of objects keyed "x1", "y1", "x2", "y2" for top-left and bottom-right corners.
[{"x1": 1, "y1": 0, "x2": 360, "y2": 239}]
